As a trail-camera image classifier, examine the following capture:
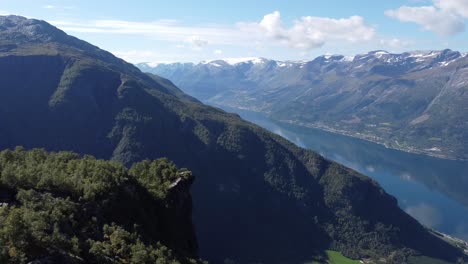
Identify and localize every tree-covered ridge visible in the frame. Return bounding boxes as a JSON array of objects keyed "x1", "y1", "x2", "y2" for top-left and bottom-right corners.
[{"x1": 0, "y1": 147, "x2": 203, "y2": 264}]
